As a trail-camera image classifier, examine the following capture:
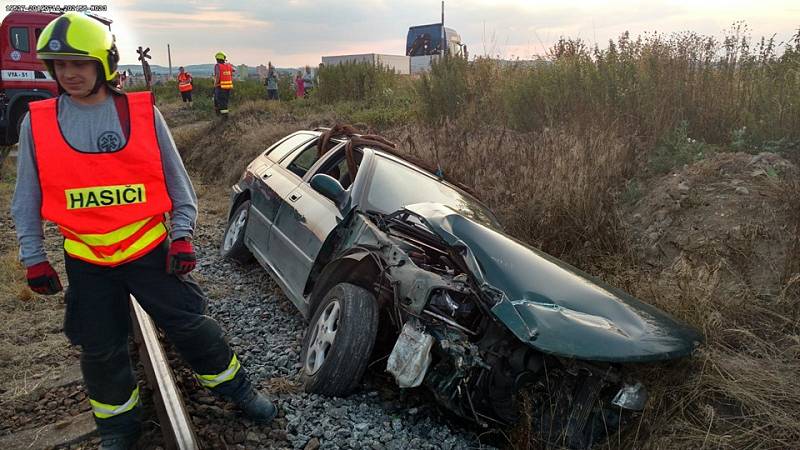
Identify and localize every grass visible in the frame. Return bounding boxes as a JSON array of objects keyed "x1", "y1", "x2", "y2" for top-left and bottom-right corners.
[
  {"x1": 0, "y1": 156, "x2": 76, "y2": 405},
  {"x1": 132, "y1": 24, "x2": 800, "y2": 450}
]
